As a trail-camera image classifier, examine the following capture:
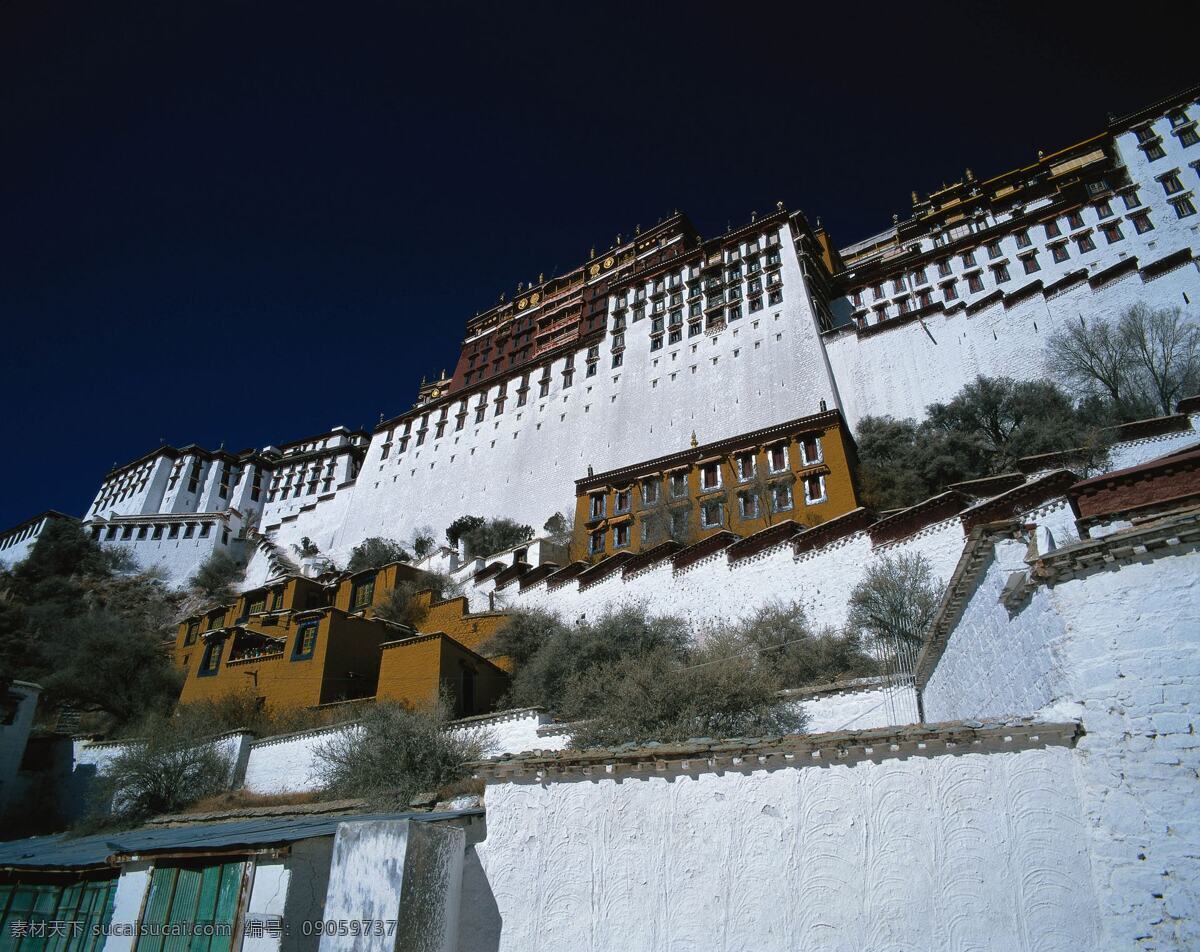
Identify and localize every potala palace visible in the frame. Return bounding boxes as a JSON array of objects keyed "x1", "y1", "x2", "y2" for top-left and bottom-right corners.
[{"x1": 1, "y1": 86, "x2": 1199, "y2": 952}]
